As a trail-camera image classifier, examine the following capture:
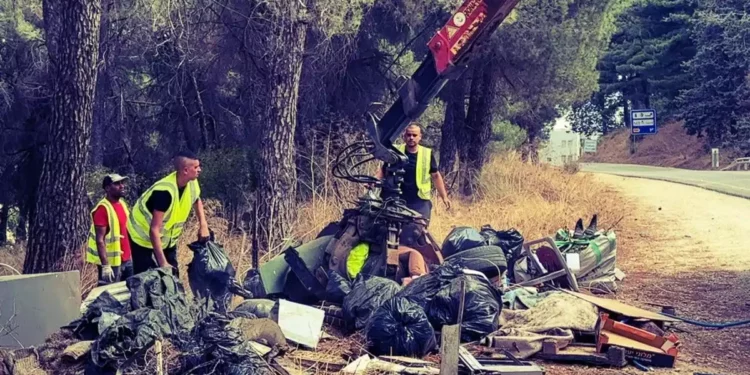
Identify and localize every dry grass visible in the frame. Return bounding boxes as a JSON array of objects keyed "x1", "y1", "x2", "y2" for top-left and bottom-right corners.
[
  {"x1": 582, "y1": 121, "x2": 738, "y2": 170},
  {"x1": 424, "y1": 153, "x2": 625, "y2": 243}
]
